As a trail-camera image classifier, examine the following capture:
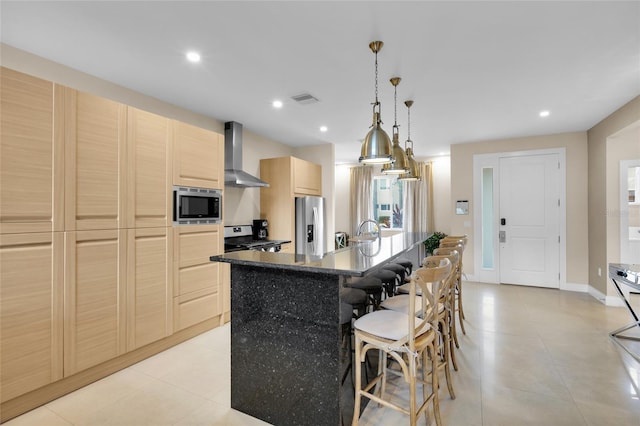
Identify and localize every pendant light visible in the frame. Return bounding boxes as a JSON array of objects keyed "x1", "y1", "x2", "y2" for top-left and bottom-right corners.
[
  {"x1": 359, "y1": 41, "x2": 393, "y2": 164},
  {"x1": 399, "y1": 100, "x2": 421, "y2": 181},
  {"x1": 382, "y1": 77, "x2": 410, "y2": 174}
]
